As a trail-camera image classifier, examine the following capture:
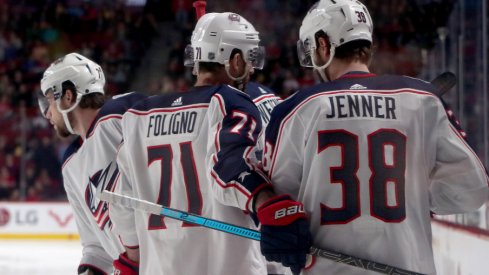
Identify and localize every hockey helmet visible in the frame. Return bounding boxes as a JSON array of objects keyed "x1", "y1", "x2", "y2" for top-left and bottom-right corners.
[
  {"x1": 184, "y1": 12, "x2": 265, "y2": 70},
  {"x1": 38, "y1": 53, "x2": 105, "y2": 134},
  {"x1": 297, "y1": 0, "x2": 373, "y2": 68}
]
